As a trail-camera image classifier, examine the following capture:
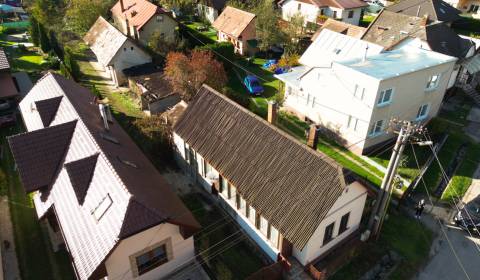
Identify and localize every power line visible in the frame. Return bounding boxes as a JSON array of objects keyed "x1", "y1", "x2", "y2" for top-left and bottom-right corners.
[{"x1": 411, "y1": 143, "x2": 473, "y2": 280}]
